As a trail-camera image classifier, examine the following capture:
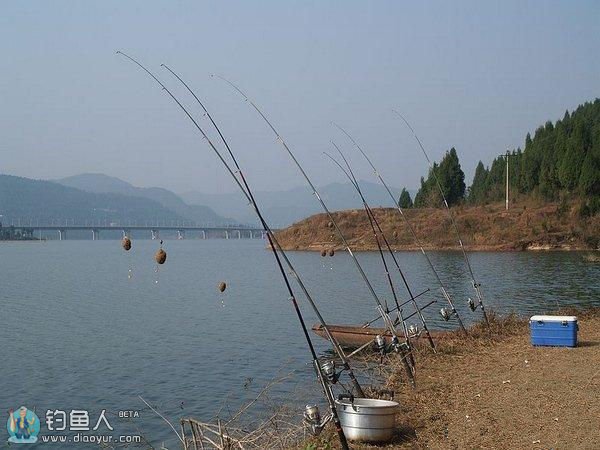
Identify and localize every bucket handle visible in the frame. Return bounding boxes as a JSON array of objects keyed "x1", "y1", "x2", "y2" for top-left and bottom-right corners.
[{"x1": 338, "y1": 393, "x2": 358, "y2": 412}]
